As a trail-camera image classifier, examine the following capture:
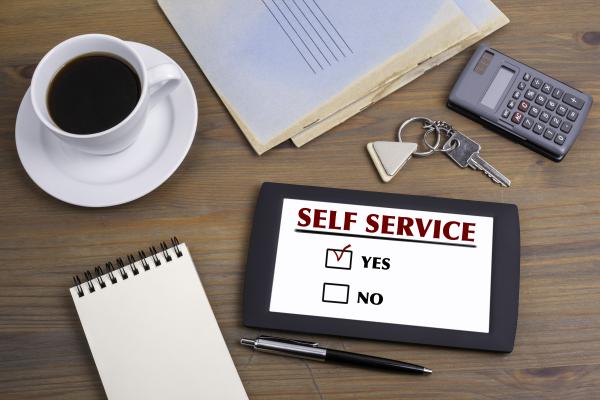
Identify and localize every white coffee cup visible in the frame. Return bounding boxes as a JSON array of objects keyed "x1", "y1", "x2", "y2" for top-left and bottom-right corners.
[{"x1": 30, "y1": 34, "x2": 181, "y2": 155}]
